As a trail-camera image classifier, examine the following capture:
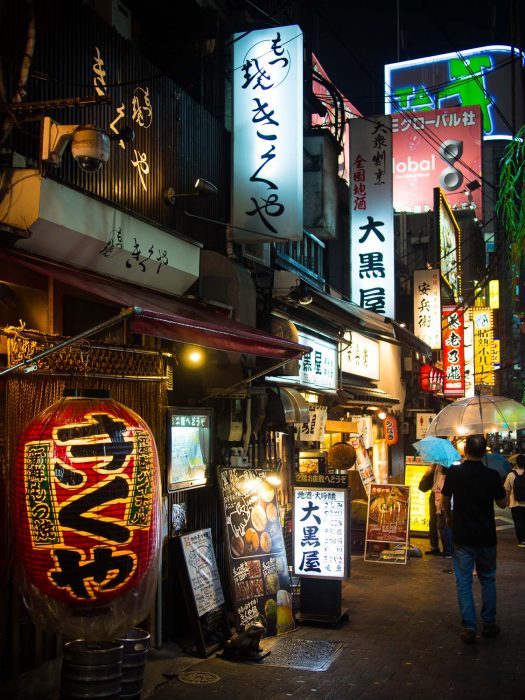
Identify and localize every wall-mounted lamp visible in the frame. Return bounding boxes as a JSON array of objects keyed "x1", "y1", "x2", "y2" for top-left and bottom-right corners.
[
  {"x1": 41, "y1": 116, "x2": 112, "y2": 172},
  {"x1": 164, "y1": 178, "x2": 218, "y2": 204},
  {"x1": 377, "y1": 410, "x2": 387, "y2": 420},
  {"x1": 287, "y1": 280, "x2": 313, "y2": 306}
]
